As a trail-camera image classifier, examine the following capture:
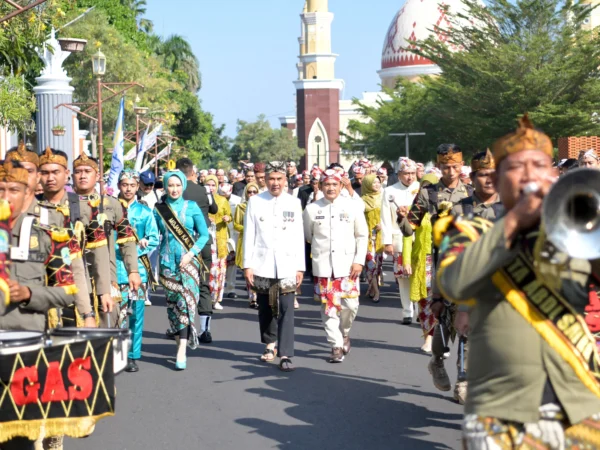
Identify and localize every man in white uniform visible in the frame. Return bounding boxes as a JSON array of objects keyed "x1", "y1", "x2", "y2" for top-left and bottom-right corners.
[
  {"x1": 303, "y1": 169, "x2": 368, "y2": 363},
  {"x1": 380, "y1": 157, "x2": 420, "y2": 324},
  {"x1": 243, "y1": 162, "x2": 305, "y2": 372}
]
